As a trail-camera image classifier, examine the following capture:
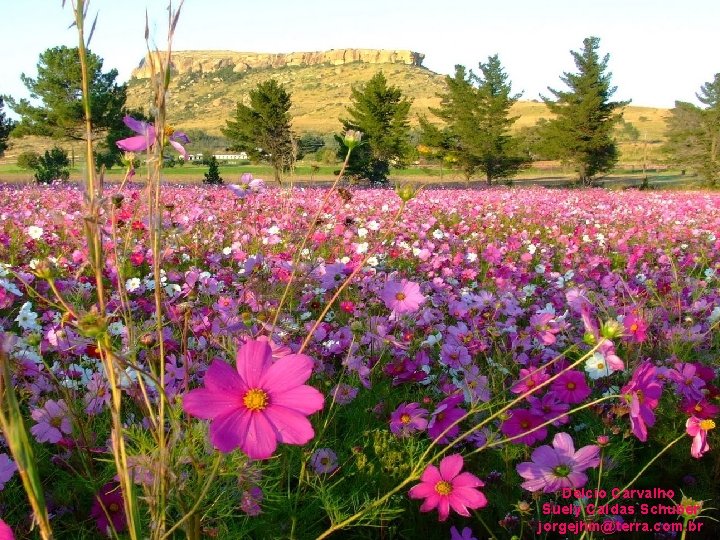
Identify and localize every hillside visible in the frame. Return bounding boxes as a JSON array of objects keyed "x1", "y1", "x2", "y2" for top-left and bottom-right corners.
[{"x1": 125, "y1": 49, "x2": 669, "y2": 142}]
